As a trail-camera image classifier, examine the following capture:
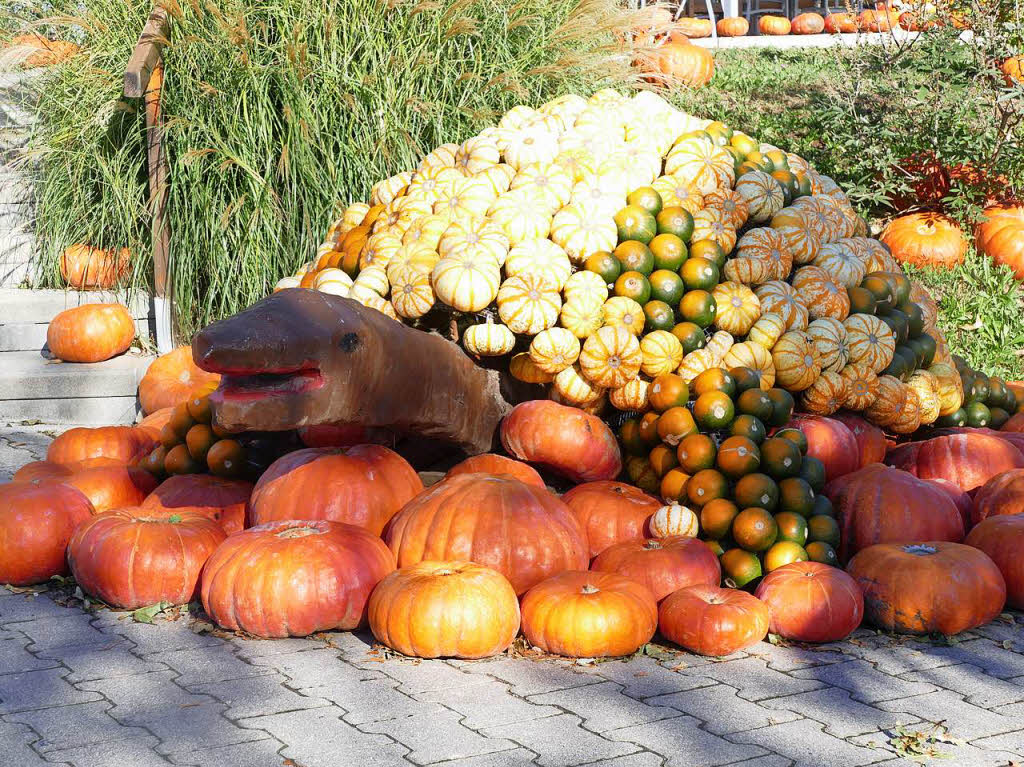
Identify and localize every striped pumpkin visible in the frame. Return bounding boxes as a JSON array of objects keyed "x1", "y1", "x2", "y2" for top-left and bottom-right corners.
[
  {"x1": 579, "y1": 325, "x2": 643, "y2": 388},
  {"x1": 754, "y1": 281, "x2": 809, "y2": 331},
  {"x1": 390, "y1": 265, "x2": 436, "y2": 319},
  {"x1": 504, "y1": 239, "x2": 573, "y2": 290},
  {"x1": 562, "y1": 270, "x2": 608, "y2": 308},
  {"x1": 437, "y1": 219, "x2": 510, "y2": 265},
  {"x1": 455, "y1": 135, "x2": 500, "y2": 175},
  {"x1": 640, "y1": 330, "x2": 685, "y2": 377},
  {"x1": 888, "y1": 386, "x2": 922, "y2": 435},
  {"x1": 723, "y1": 257, "x2": 772, "y2": 285},
  {"x1": 735, "y1": 171, "x2": 785, "y2": 223},
  {"x1": 652, "y1": 174, "x2": 704, "y2": 215},
  {"x1": 431, "y1": 255, "x2": 501, "y2": 312},
  {"x1": 678, "y1": 347, "x2": 718, "y2": 384},
  {"x1": 488, "y1": 189, "x2": 553, "y2": 245},
  {"x1": 840, "y1": 364, "x2": 879, "y2": 410},
  {"x1": 773, "y1": 223, "x2": 822, "y2": 266},
  {"x1": 602, "y1": 296, "x2": 646, "y2": 335},
  {"x1": 510, "y1": 162, "x2": 573, "y2": 212},
  {"x1": 813, "y1": 241, "x2": 866, "y2": 289},
  {"x1": 462, "y1": 319, "x2": 515, "y2": 357},
  {"x1": 510, "y1": 352, "x2": 554, "y2": 384},
  {"x1": 771, "y1": 331, "x2": 821, "y2": 392},
  {"x1": 864, "y1": 375, "x2": 908, "y2": 427},
  {"x1": 843, "y1": 313, "x2": 896, "y2": 373},
  {"x1": 664, "y1": 136, "x2": 735, "y2": 195},
  {"x1": 747, "y1": 312, "x2": 786, "y2": 349},
  {"x1": 529, "y1": 328, "x2": 581, "y2": 374},
  {"x1": 649, "y1": 503, "x2": 700, "y2": 538},
  {"x1": 704, "y1": 188, "x2": 749, "y2": 229},
  {"x1": 791, "y1": 266, "x2": 850, "y2": 321},
  {"x1": 497, "y1": 273, "x2": 562, "y2": 334},
  {"x1": 735, "y1": 227, "x2": 793, "y2": 281},
  {"x1": 691, "y1": 208, "x2": 737, "y2": 254},
  {"x1": 712, "y1": 282, "x2": 761, "y2": 336},
  {"x1": 560, "y1": 299, "x2": 604, "y2": 339},
  {"x1": 609, "y1": 377, "x2": 650, "y2": 412},
  {"x1": 929, "y1": 362, "x2": 965, "y2": 416},
  {"x1": 806, "y1": 317, "x2": 849, "y2": 372},
  {"x1": 800, "y1": 370, "x2": 850, "y2": 416},
  {"x1": 550, "y1": 203, "x2": 618, "y2": 264},
  {"x1": 721, "y1": 341, "x2": 776, "y2": 390},
  {"x1": 907, "y1": 370, "x2": 942, "y2": 425},
  {"x1": 554, "y1": 364, "x2": 604, "y2": 405}
]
